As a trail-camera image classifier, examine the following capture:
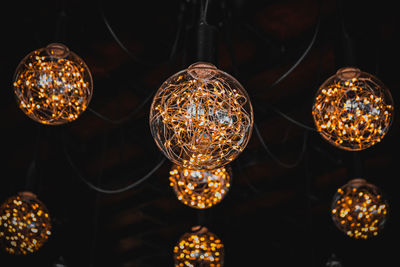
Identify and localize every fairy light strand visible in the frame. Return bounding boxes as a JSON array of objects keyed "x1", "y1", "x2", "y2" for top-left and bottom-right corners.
[
  {"x1": 331, "y1": 179, "x2": 388, "y2": 239},
  {"x1": 150, "y1": 62, "x2": 253, "y2": 170},
  {"x1": 169, "y1": 164, "x2": 231, "y2": 209},
  {"x1": 313, "y1": 67, "x2": 394, "y2": 150},
  {"x1": 0, "y1": 192, "x2": 52, "y2": 255},
  {"x1": 174, "y1": 226, "x2": 224, "y2": 267},
  {"x1": 13, "y1": 43, "x2": 93, "y2": 125}
]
